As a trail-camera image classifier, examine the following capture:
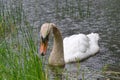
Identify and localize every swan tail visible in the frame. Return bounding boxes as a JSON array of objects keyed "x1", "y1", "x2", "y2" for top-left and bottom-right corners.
[
  {"x1": 87, "y1": 33, "x2": 100, "y2": 55},
  {"x1": 87, "y1": 33, "x2": 100, "y2": 41}
]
